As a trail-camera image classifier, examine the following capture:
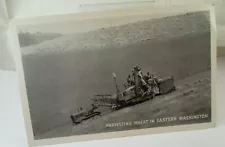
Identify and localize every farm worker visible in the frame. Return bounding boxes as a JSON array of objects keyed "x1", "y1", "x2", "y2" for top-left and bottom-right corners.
[
  {"x1": 144, "y1": 72, "x2": 151, "y2": 81},
  {"x1": 137, "y1": 69, "x2": 146, "y2": 86},
  {"x1": 149, "y1": 74, "x2": 159, "y2": 94},
  {"x1": 127, "y1": 74, "x2": 132, "y2": 86},
  {"x1": 136, "y1": 68, "x2": 150, "y2": 93},
  {"x1": 147, "y1": 75, "x2": 154, "y2": 88}
]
